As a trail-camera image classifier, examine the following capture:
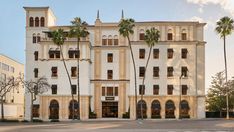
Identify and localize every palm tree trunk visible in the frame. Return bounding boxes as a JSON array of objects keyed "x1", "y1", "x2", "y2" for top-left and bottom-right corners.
[
  {"x1": 223, "y1": 36, "x2": 229, "y2": 119},
  {"x1": 140, "y1": 45, "x2": 153, "y2": 120},
  {"x1": 59, "y1": 45, "x2": 75, "y2": 120},
  {"x1": 1, "y1": 96, "x2": 4, "y2": 120},
  {"x1": 77, "y1": 38, "x2": 80, "y2": 120},
  {"x1": 127, "y1": 36, "x2": 138, "y2": 120}
]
